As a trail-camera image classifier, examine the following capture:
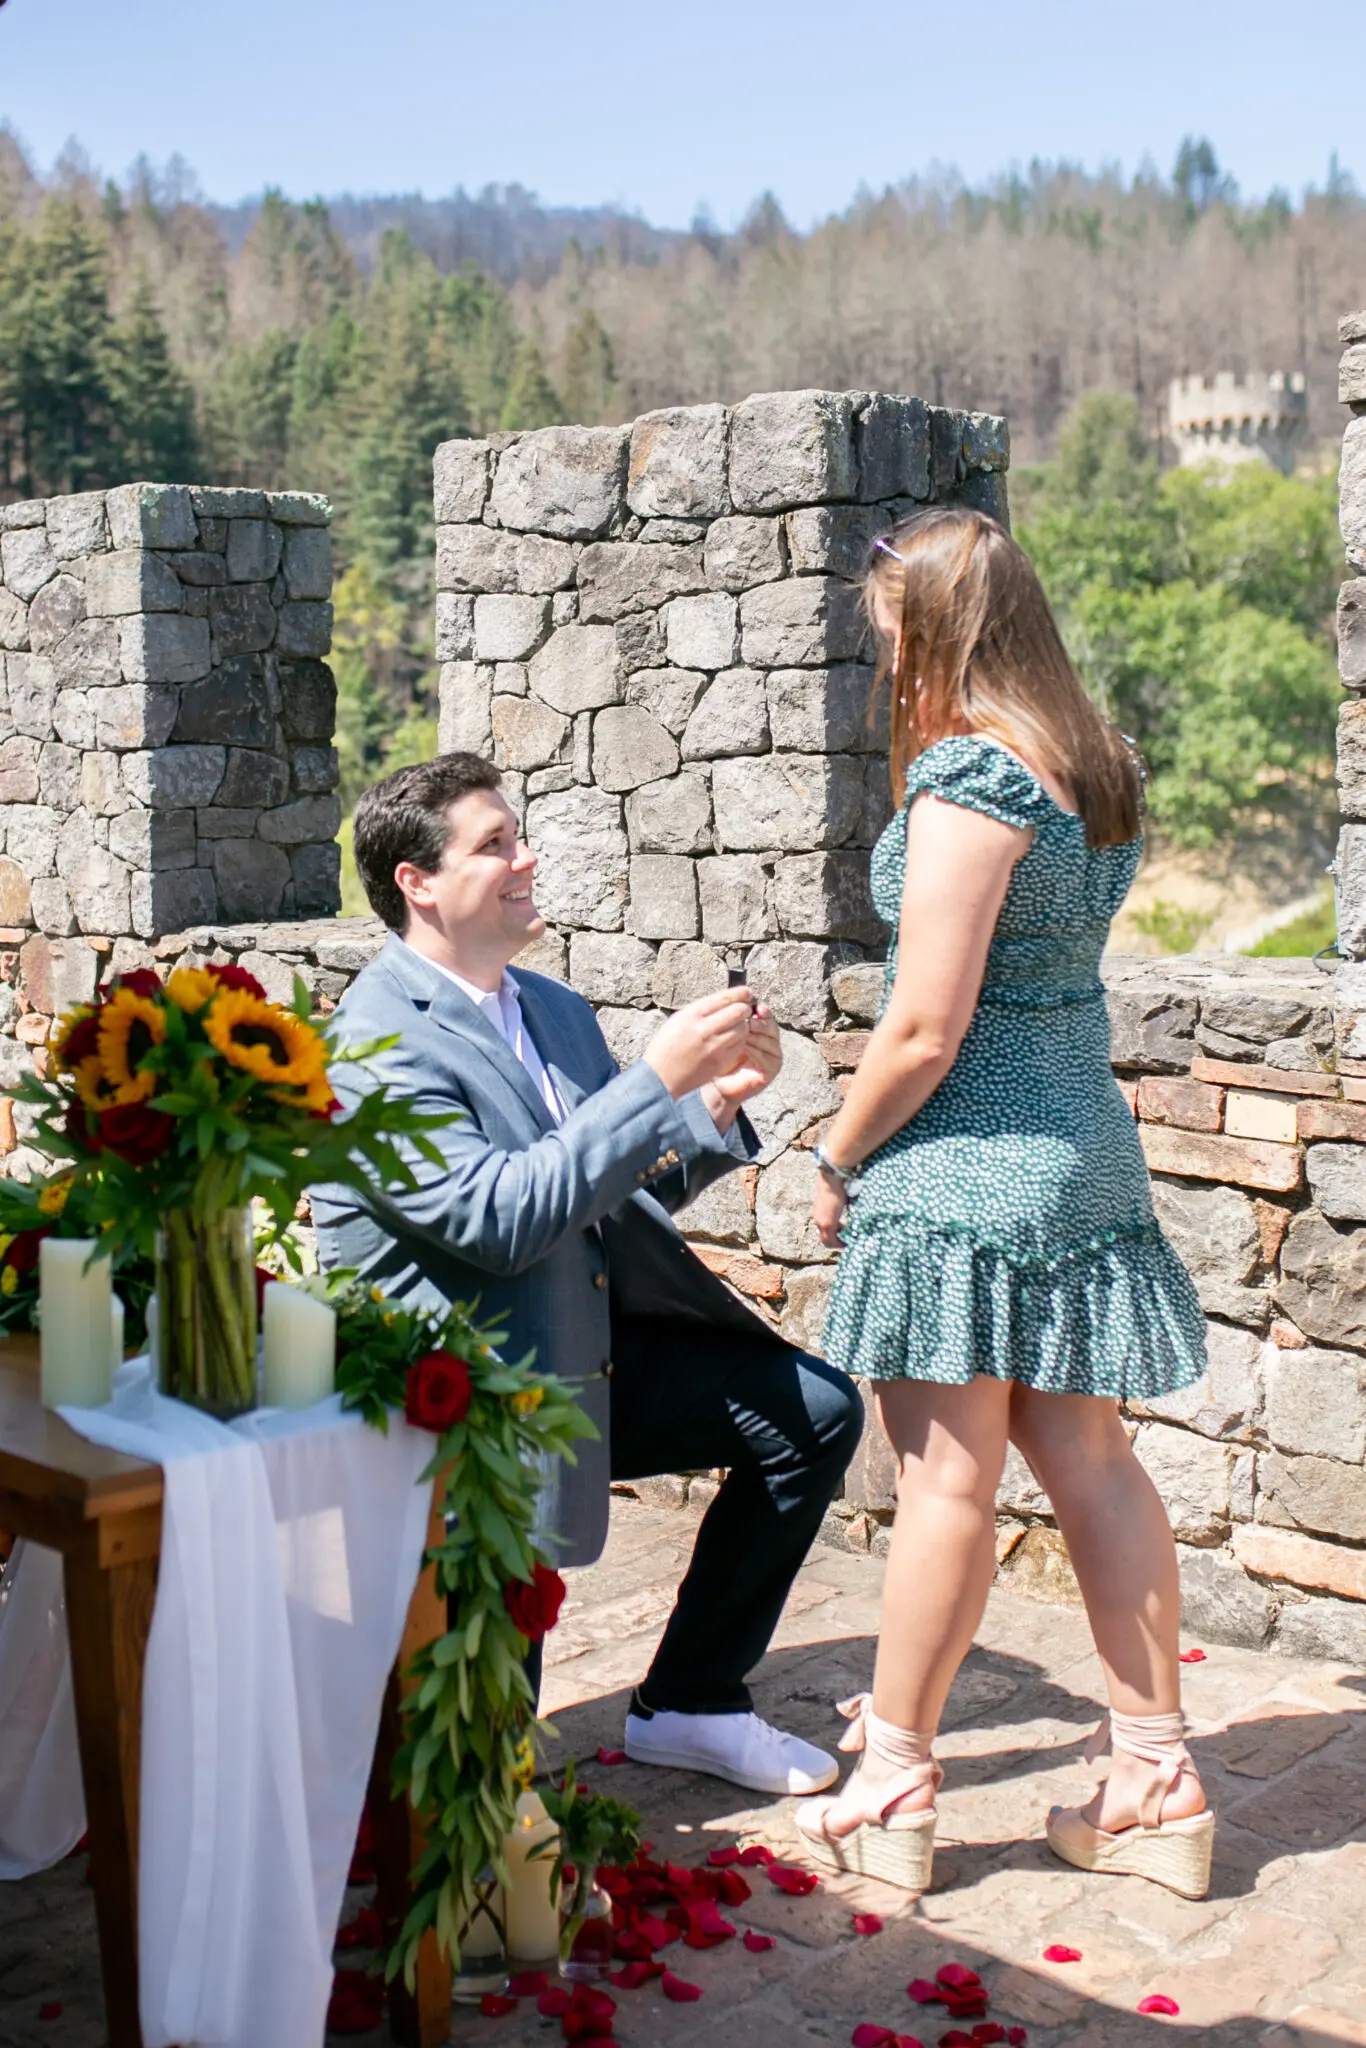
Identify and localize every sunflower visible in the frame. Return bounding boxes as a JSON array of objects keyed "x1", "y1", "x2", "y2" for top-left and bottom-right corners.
[
  {"x1": 36, "y1": 1178, "x2": 71, "y2": 1218},
  {"x1": 96, "y1": 990, "x2": 166, "y2": 1105},
  {"x1": 75, "y1": 1055, "x2": 117, "y2": 1111},
  {"x1": 202, "y1": 990, "x2": 329, "y2": 1091},
  {"x1": 167, "y1": 966, "x2": 217, "y2": 1013},
  {"x1": 51, "y1": 1005, "x2": 101, "y2": 1071}
]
